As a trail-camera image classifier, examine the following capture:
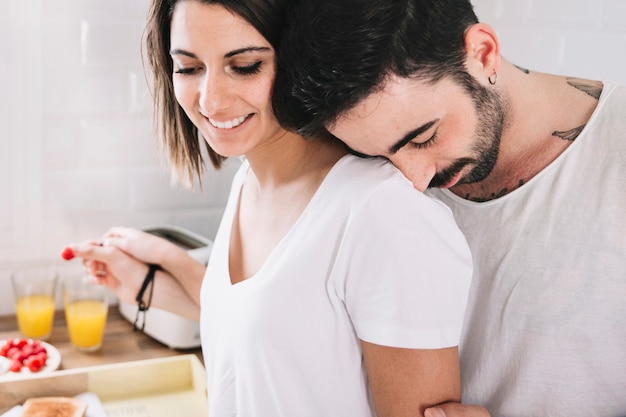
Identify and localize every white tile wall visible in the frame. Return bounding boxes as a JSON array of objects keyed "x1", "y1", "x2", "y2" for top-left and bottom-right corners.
[
  {"x1": 473, "y1": 0, "x2": 626, "y2": 83},
  {"x1": 0, "y1": 0, "x2": 240, "y2": 315},
  {"x1": 0, "y1": 0, "x2": 624, "y2": 315}
]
